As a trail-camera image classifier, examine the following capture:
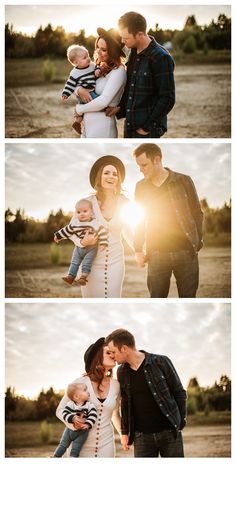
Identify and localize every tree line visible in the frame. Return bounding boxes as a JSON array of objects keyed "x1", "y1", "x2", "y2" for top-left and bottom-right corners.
[
  {"x1": 5, "y1": 14, "x2": 231, "y2": 58},
  {"x1": 5, "y1": 375, "x2": 231, "y2": 422},
  {"x1": 5, "y1": 200, "x2": 231, "y2": 245}
]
